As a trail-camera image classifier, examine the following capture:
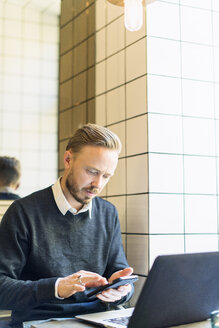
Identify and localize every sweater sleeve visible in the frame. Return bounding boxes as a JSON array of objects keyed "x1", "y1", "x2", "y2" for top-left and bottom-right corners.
[{"x1": 0, "y1": 202, "x2": 57, "y2": 310}]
